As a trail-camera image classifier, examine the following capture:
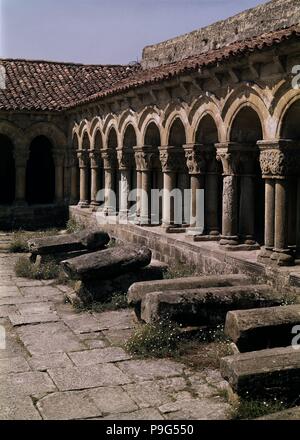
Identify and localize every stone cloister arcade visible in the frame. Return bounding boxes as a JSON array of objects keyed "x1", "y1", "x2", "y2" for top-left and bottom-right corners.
[{"x1": 69, "y1": 86, "x2": 300, "y2": 267}]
